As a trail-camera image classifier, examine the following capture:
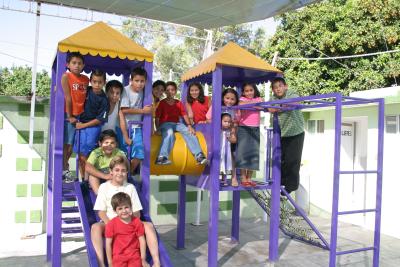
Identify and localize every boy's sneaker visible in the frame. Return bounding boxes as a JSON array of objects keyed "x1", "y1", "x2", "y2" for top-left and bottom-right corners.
[
  {"x1": 196, "y1": 152, "x2": 209, "y2": 165},
  {"x1": 62, "y1": 170, "x2": 77, "y2": 183},
  {"x1": 155, "y1": 156, "x2": 172, "y2": 165}
]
